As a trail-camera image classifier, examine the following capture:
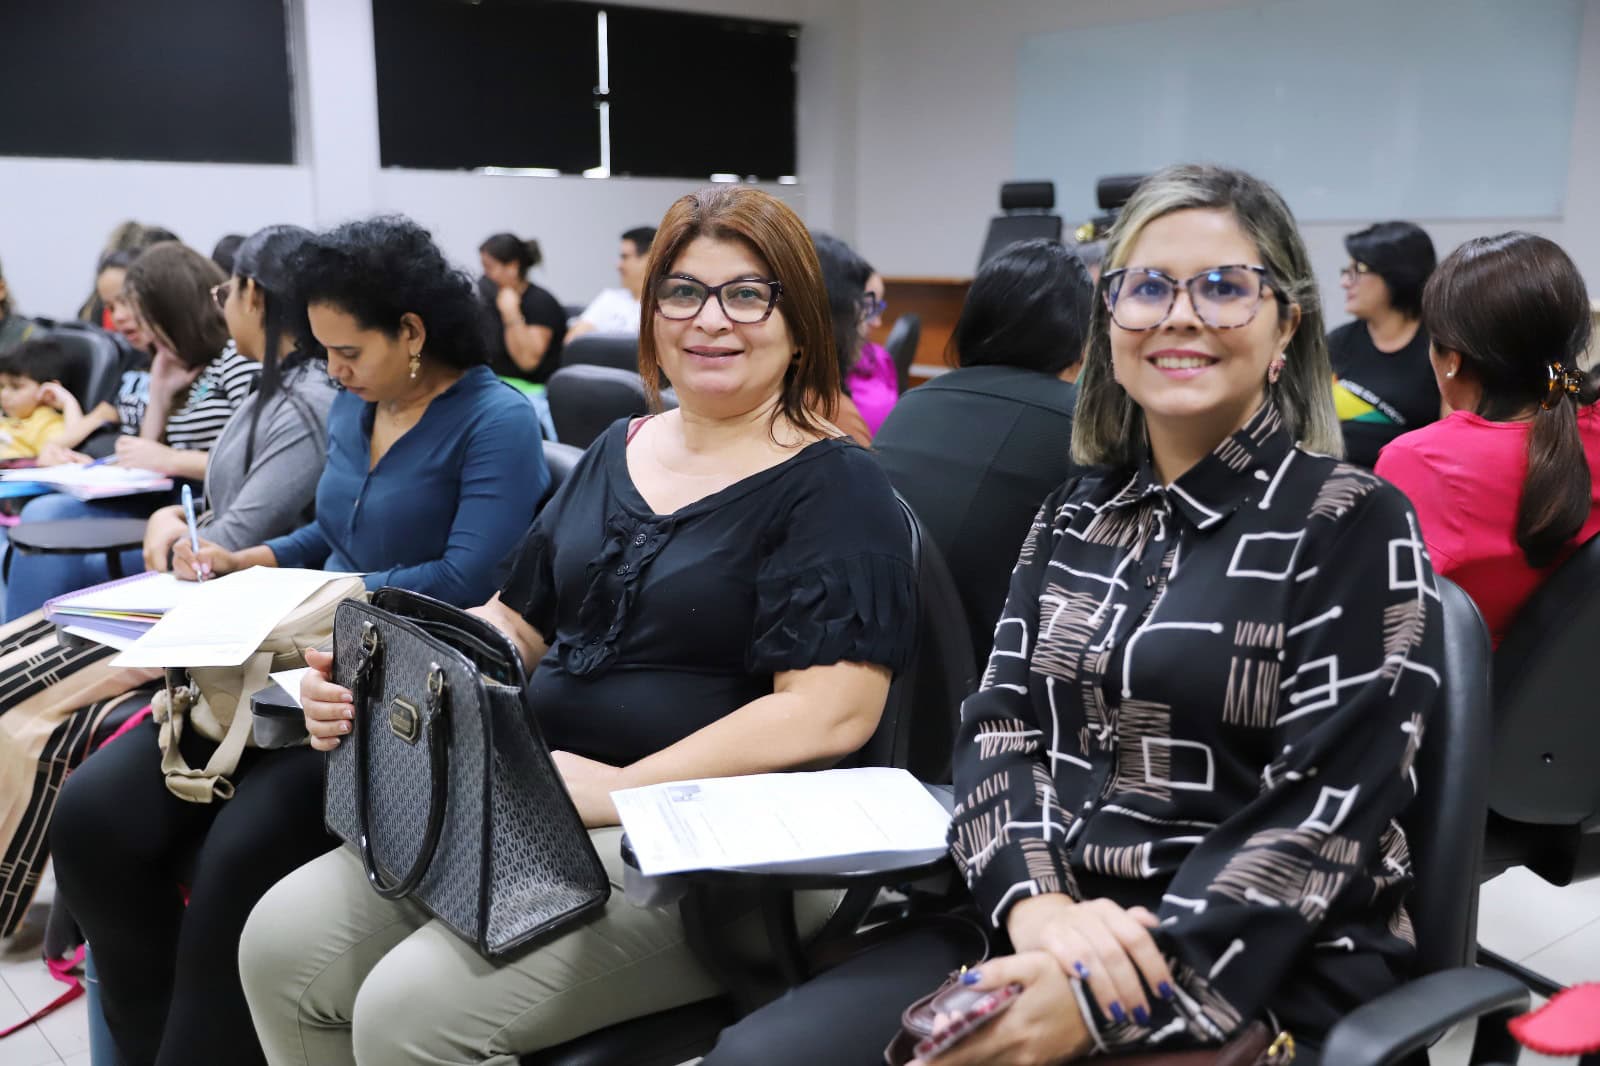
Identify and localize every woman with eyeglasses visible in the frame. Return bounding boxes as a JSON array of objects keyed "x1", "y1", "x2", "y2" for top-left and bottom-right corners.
[
  {"x1": 851, "y1": 266, "x2": 902, "y2": 433},
  {"x1": 239, "y1": 187, "x2": 915, "y2": 1064},
  {"x1": 814, "y1": 232, "x2": 878, "y2": 446},
  {"x1": 1327, "y1": 221, "x2": 1439, "y2": 467},
  {"x1": 698, "y1": 165, "x2": 1442, "y2": 1066},
  {"x1": 1375, "y1": 233, "x2": 1600, "y2": 647},
  {"x1": 4, "y1": 242, "x2": 260, "y2": 620}
]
